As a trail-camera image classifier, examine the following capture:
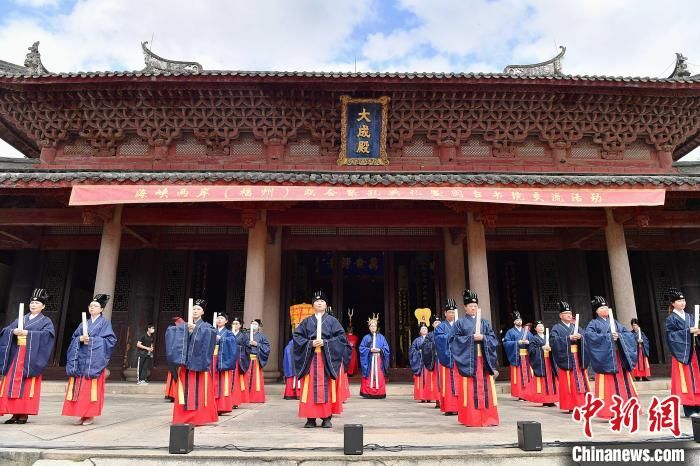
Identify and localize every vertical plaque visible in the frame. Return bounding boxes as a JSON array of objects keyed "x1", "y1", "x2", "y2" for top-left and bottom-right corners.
[{"x1": 338, "y1": 95, "x2": 389, "y2": 166}]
